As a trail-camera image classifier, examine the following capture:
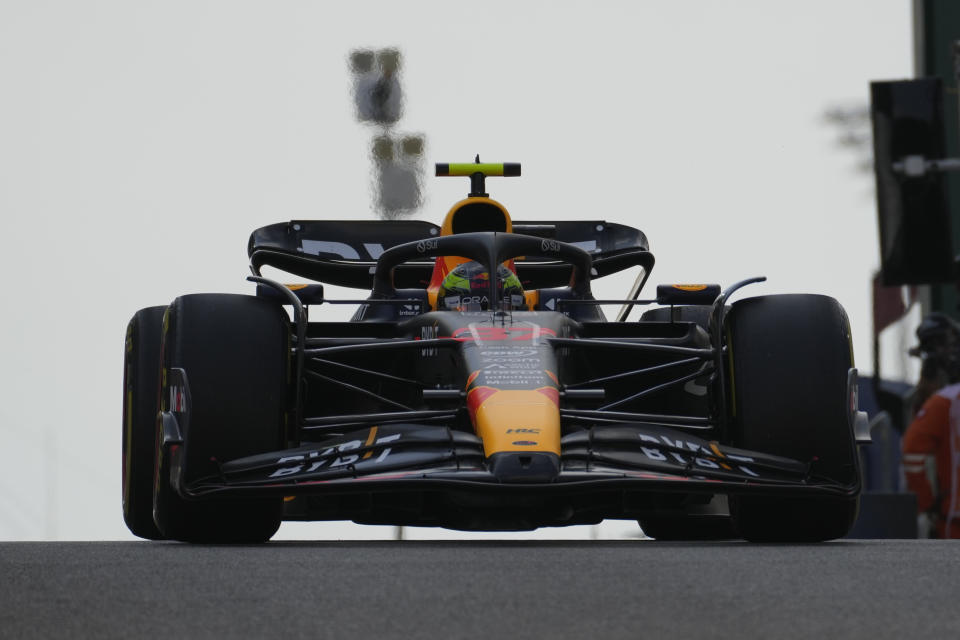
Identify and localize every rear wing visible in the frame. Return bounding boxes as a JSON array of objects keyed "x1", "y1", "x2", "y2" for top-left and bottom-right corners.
[{"x1": 248, "y1": 220, "x2": 654, "y2": 290}]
